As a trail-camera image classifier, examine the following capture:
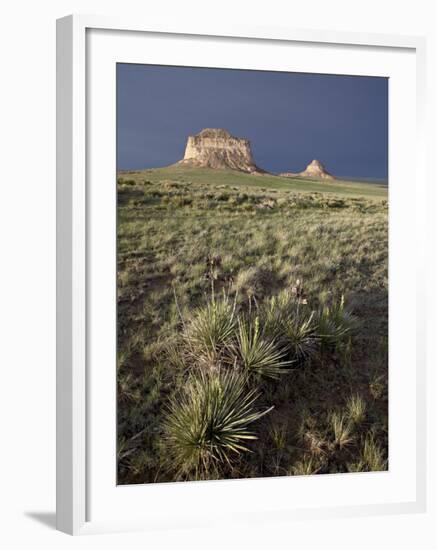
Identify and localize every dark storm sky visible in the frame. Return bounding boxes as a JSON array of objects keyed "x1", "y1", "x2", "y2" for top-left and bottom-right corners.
[{"x1": 117, "y1": 64, "x2": 388, "y2": 180}]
